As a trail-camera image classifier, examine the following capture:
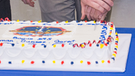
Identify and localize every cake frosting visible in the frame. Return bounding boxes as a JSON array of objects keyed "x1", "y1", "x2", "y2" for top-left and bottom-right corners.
[{"x1": 0, "y1": 19, "x2": 119, "y2": 65}]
